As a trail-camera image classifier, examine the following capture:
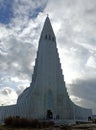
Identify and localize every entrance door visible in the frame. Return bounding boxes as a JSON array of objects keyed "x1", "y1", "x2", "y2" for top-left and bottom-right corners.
[
  {"x1": 46, "y1": 109, "x2": 53, "y2": 119},
  {"x1": 46, "y1": 90, "x2": 53, "y2": 119}
]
